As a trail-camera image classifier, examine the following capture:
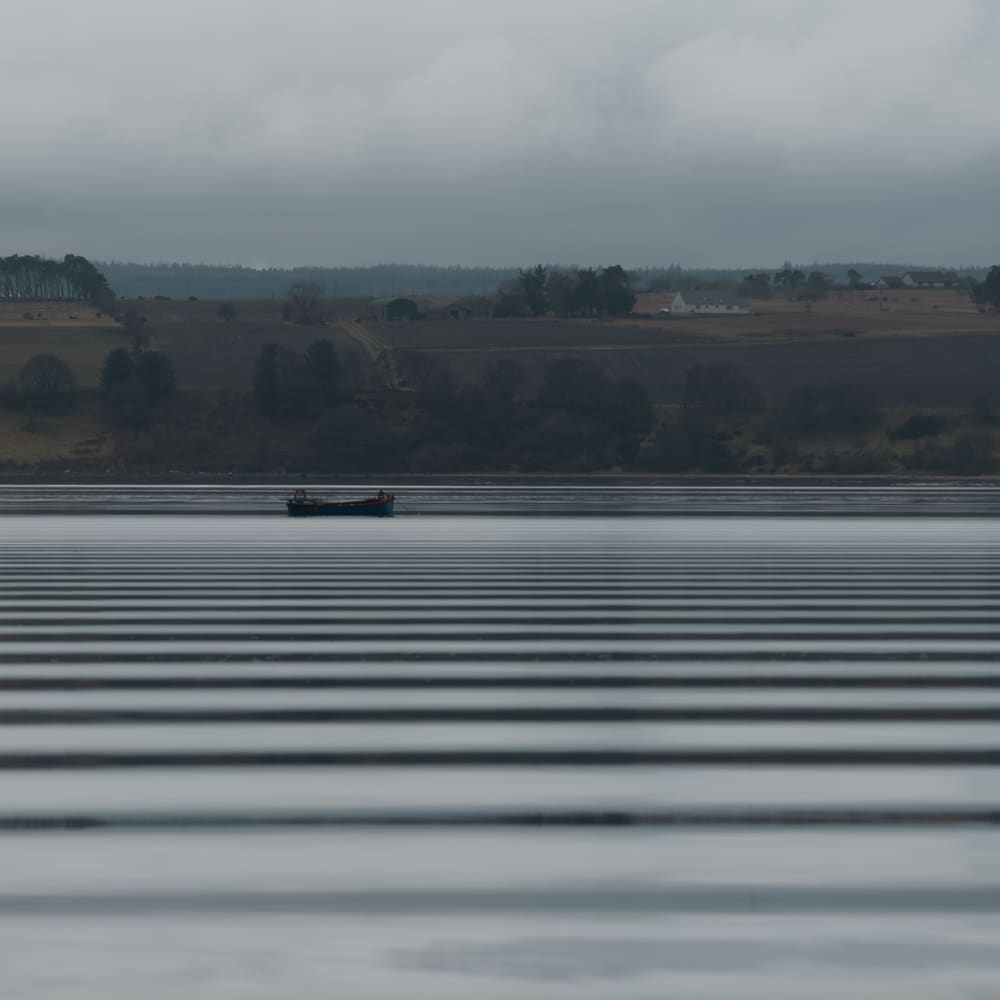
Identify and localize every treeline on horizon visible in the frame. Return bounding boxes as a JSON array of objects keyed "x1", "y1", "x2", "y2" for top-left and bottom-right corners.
[
  {"x1": 495, "y1": 265, "x2": 637, "y2": 317},
  {"x1": 0, "y1": 254, "x2": 115, "y2": 309},
  {"x1": 95, "y1": 260, "x2": 993, "y2": 301},
  {"x1": 1, "y1": 254, "x2": 990, "y2": 301}
]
